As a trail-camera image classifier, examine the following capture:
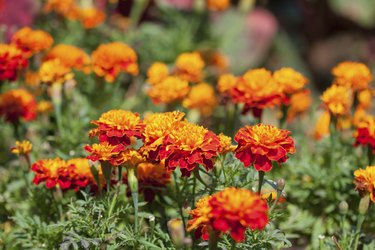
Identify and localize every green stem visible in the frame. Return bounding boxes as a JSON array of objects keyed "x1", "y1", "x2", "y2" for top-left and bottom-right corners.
[
  {"x1": 13, "y1": 122, "x2": 21, "y2": 140},
  {"x1": 208, "y1": 228, "x2": 218, "y2": 250},
  {"x1": 368, "y1": 145, "x2": 374, "y2": 165},
  {"x1": 257, "y1": 171, "x2": 265, "y2": 195},
  {"x1": 173, "y1": 172, "x2": 187, "y2": 233},
  {"x1": 108, "y1": 193, "x2": 118, "y2": 217},
  {"x1": 329, "y1": 117, "x2": 337, "y2": 168},
  {"x1": 353, "y1": 214, "x2": 365, "y2": 250},
  {"x1": 128, "y1": 167, "x2": 139, "y2": 232},
  {"x1": 130, "y1": 0, "x2": 150, "y2": 27}
]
